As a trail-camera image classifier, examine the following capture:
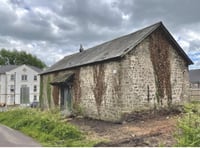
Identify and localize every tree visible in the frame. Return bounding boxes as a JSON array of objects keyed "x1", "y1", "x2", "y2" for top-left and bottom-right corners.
[{"x1": 0, "y1": 49, "x2": 47, "y2": 69}]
